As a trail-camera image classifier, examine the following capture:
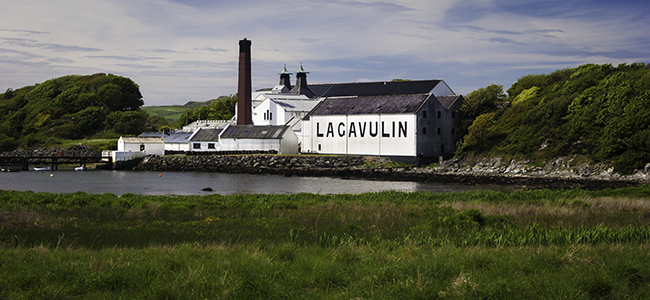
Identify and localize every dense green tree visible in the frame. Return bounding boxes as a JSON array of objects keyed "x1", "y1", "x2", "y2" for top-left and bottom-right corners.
[
  {"x1": 458, "y1": 63, "x2": 650, "y2": 173},
  {"x1": 105, "y1": 111, "x2": 148, "y2": 135},
  {"x1": 176, "y1": 94, "x2": 237, "y2": 127},
  {"x1": 458, "y1": 84, "x2": 506, "y2": 139},
  {"x1": 0, "y1": 73, "x2": 146, "y2": 148}
]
